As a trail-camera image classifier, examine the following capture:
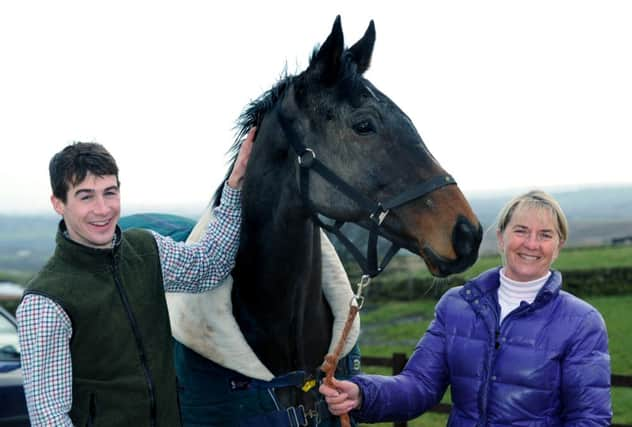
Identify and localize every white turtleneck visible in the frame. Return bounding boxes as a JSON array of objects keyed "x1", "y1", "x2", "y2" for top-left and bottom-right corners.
[{"x1": 498, "y1": 268, "x2": 551, "y2": 324}]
